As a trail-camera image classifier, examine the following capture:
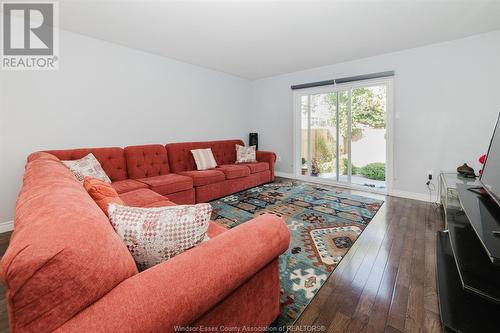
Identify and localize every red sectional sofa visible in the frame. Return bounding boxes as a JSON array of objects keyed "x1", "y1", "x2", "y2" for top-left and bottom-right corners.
[
  {"x1": 0, "y1": 140, "x2": 289, "y2": 332},
  {"x1": 42, "y1": 139, "x2": 276, "y2": 205}
]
